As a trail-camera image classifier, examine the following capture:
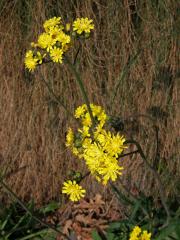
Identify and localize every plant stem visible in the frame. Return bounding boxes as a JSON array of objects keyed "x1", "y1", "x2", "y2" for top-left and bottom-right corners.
[
  {"x1": 126, "y1": 139, "x2": 171, "y2": 228},
  {"x1": 65, "y1": 56, "x2": 96, "y2": 129},
  {"x1": 39, "y1": 70, "x2": 74, "y2": 119},
  {"x1": 0, "y1": 180, "x2": 71, "y2": 240},
  {"x1": 110, "y1": 181, "x2": 150, "y2": 219},
  {"x1": 118, "y1": 150, "x2": 139, "y2": 158}
]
